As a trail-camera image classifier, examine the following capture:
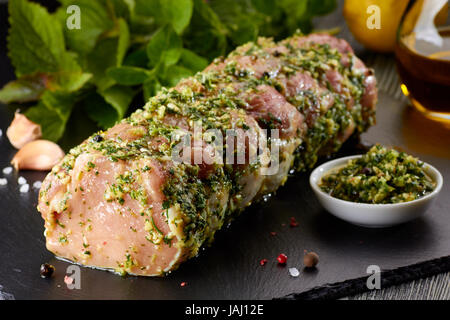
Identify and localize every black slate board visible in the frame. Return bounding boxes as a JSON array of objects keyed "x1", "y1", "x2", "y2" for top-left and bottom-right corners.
[
  {"x1": 1, "y1": 93, "x2": 449, "y2": 300},
  {"x1": 0, "y1": 2, "x2": 449, "y2": 301}
]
